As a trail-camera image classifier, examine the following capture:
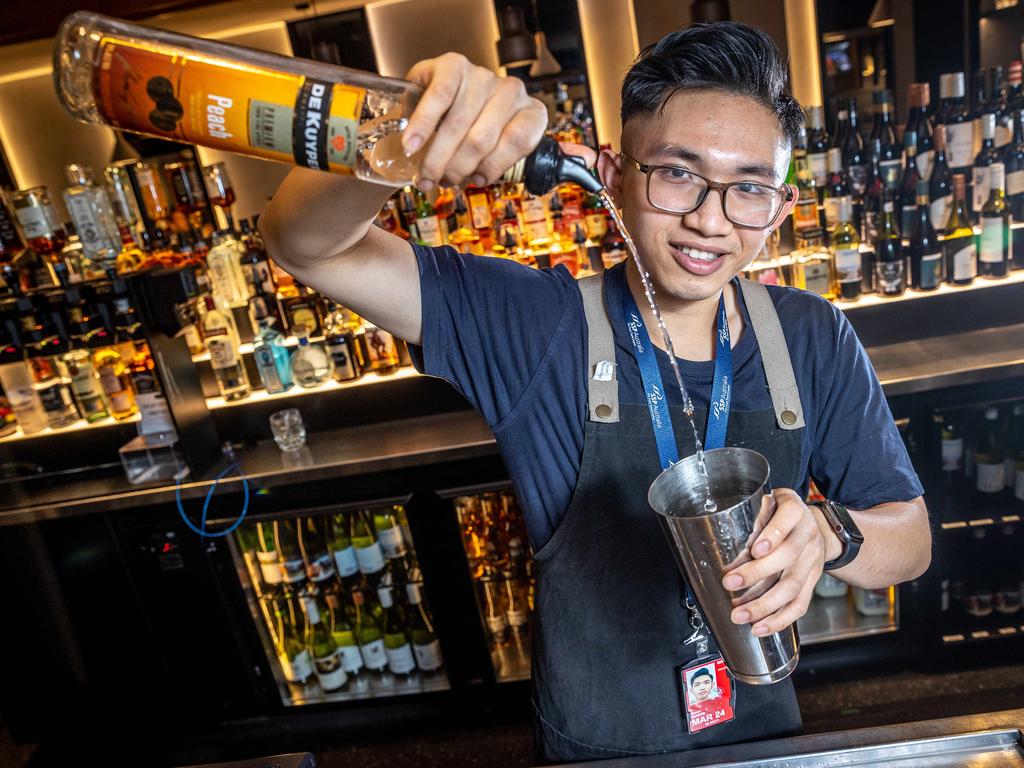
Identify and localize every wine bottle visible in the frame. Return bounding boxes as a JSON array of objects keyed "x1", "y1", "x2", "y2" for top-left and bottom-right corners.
[
  {"x1": 972, "y1": 113, "x2": 1000, "y2": 218},
  {"x1": 325, "y1": 590, "x2": 365, "y2": 677},
  {"x1": 842, "y1": 98, "x2": 870, "y2": 198},
  {"x1": 871, "y1": 90, "x2": 903, "y2": 192},
  {"x1": 978, "y1": 162, "x2": 1010, "y2": 279},
  {"x1": 975, "y1": 407, "x2": 1006, "y2": 493},
  {"x1": 351, "y1": 588, "x2": 388, "y2": 673},
  {"x1": 823, "y1": 147, "x2": 849, "y2": 233},
  {"x1": 1006, "y1": 109, "x2": 1024, "y2": 270},
  {"x1": 201, "y1": 295, "x2": 251, "y2": 402},
  {"x1": 873, "y1": 196, "x2": 905, "y2": 296},
  {"x1": 943, "y1": 174, "x2": 977, "y2": 286},
  {"x1": 299, "y1": 516, "x2": 337, "y2": 584},
  {"x1": 274, "y1": 596, "x2": 313, "y2": 684},
  {"x1": 909, "y1": 180, "x2": 943, "y2": 291},
  {"x1": 929, "y1": 125, "x2": 954, "y2": 230},
  {"x1": 308, "y1": 594, "x2": 349, "y2": 692},
  {"x1": 351, "y1": 509, "x2": 385, "y2": 579},
  {"x1": 405, "y1": 579, "x2": 444, "y2": 674},
  {"x1": 255, "y1": 521, "x2": 284, "y2": 594},
  {"x1": 373, "y1": 505, "x2": 407, "y2": 560},
  {"x1": 274, "y1": 518, "x2": 308, "y2": 588},
  {"x1": 898, "y1": 131, "x2": 921, "y2": 235},
  {"x1": 377, "y1": 585, "x2": 416, "y2": 677},
  {"x1": 329, "y1": 512, "x2": 361, "y2": 584},
  {"x1": 830, "y1": 198, "x2": 861, "y2": 300},
  {"x1": 908, "y1": 83, "x2": 935, "y2": 180},
  {"x1": 942, "y1": 72, "x2": 974, "y2": 176}
]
